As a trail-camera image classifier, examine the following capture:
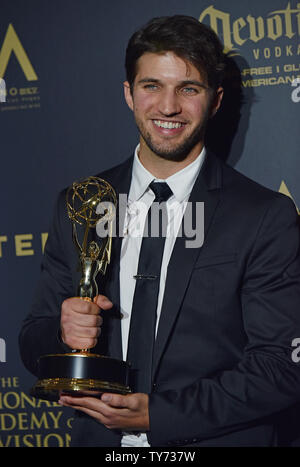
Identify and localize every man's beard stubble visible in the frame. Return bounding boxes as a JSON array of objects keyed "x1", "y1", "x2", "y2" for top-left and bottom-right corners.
[{"x1": 135, "y1": 118, "x2": 207, "y2": 163}]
